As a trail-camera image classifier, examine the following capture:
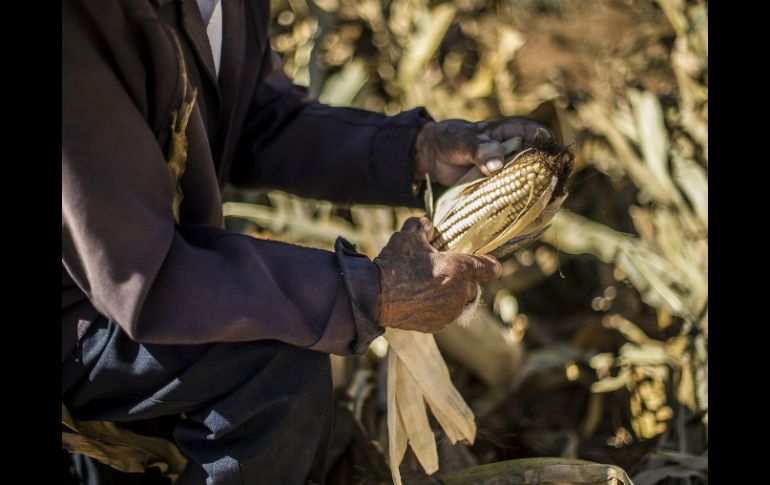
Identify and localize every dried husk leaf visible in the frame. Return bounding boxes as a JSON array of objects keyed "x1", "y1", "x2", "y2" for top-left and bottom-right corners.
[
  {"x1": 386, "y1": 328, "x2": 476, "y2": 444},
  {"x1": 394, "y1": 357, "x2": 439, "y2": 474},
  {"x1": 387, "y1": 351, "x2": 408, "y2": 485}
]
